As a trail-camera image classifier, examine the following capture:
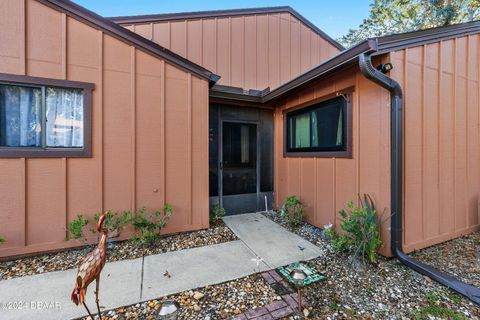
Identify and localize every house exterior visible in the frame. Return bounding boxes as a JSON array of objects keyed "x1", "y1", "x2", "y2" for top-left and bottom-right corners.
[{"x1": 0, "y1": 0, "x2": 479, "y2": 262}]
